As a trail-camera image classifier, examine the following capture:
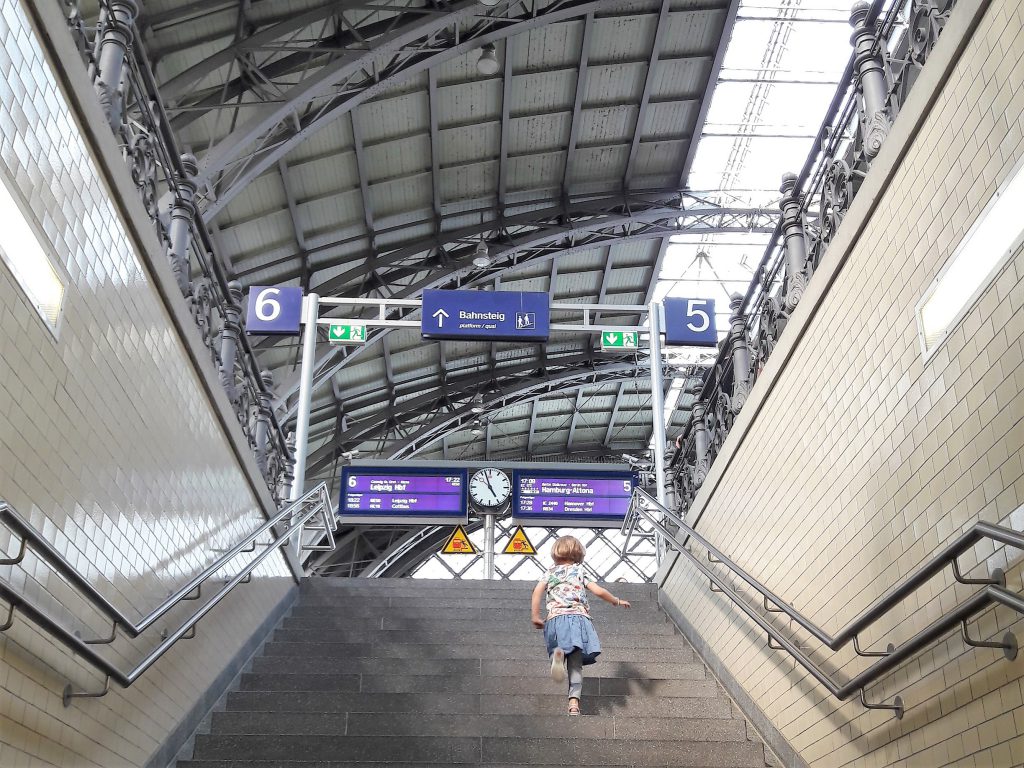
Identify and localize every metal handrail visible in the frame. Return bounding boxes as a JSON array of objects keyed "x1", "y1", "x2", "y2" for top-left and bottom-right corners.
[
  {"x1": 628, "y1": 488, "x2": 1024, "y2": 718},
  {"x1": 0, "y1": 483, "x2": 334, "y2": 704}
]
